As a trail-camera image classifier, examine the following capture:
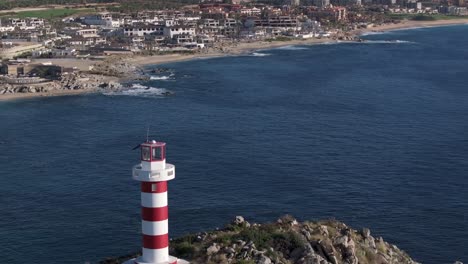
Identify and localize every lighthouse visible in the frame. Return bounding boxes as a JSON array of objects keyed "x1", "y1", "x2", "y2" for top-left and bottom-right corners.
[{"x1": 125, "y1": 140, "x2": 186, "y2": 264}]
